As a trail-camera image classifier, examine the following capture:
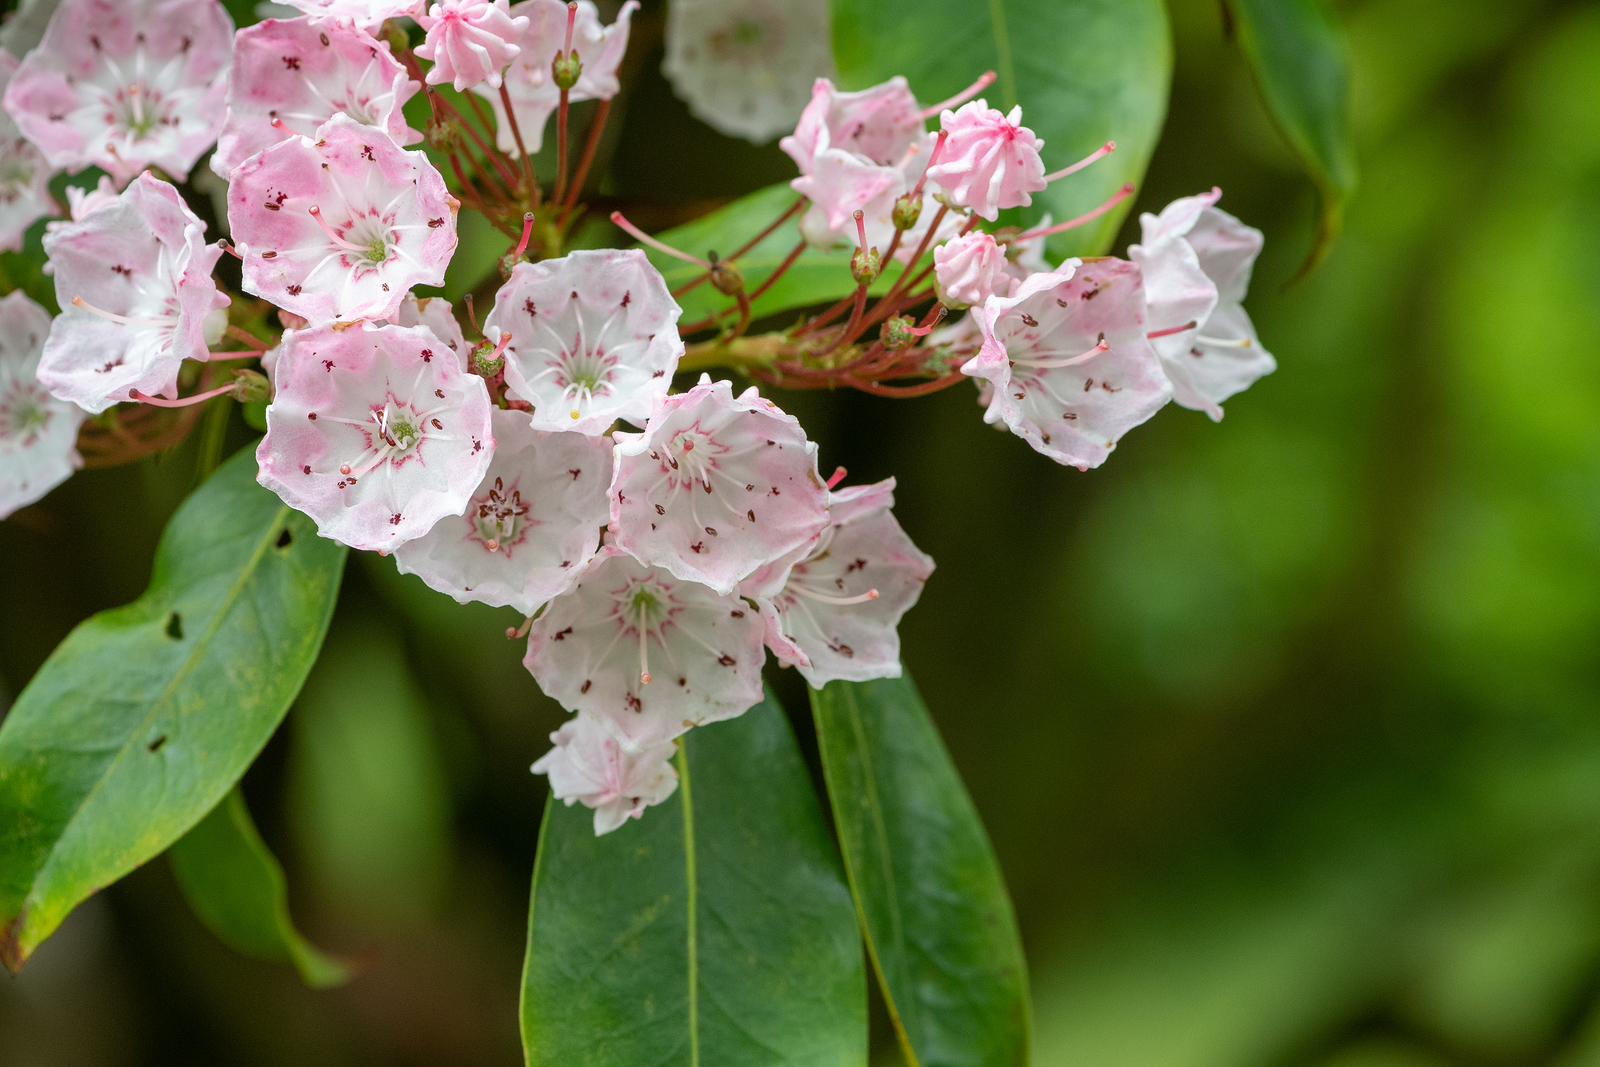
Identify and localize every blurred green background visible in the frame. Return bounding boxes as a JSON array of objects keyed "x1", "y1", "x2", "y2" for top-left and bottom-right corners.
[{"x1": 5, "y1": 0, "x2": 1600, "y2": 1063}]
